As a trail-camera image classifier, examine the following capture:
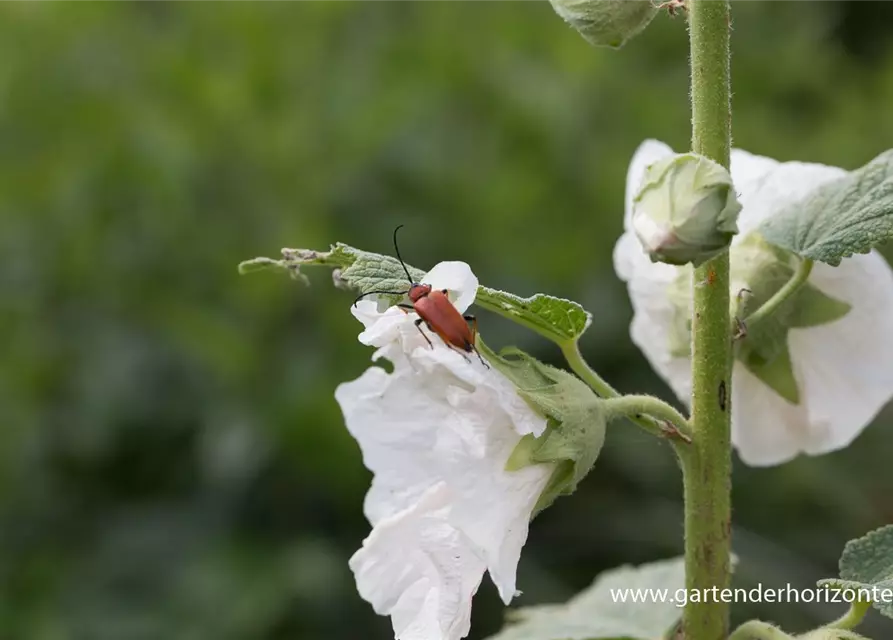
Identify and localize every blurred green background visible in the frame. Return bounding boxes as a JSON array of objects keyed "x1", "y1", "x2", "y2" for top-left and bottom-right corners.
[{"x1": 3, "y1": 3, "x2": 893, "y2": 639}]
